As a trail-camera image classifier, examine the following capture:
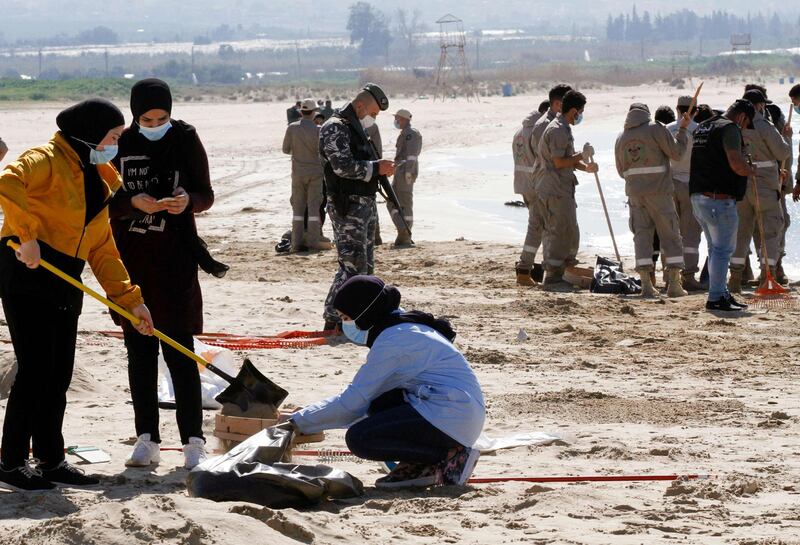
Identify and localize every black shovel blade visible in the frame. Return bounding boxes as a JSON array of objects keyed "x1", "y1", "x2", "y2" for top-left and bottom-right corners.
[{"x1": 215, "y1": 358, "x2": 289, "y2": 413}]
